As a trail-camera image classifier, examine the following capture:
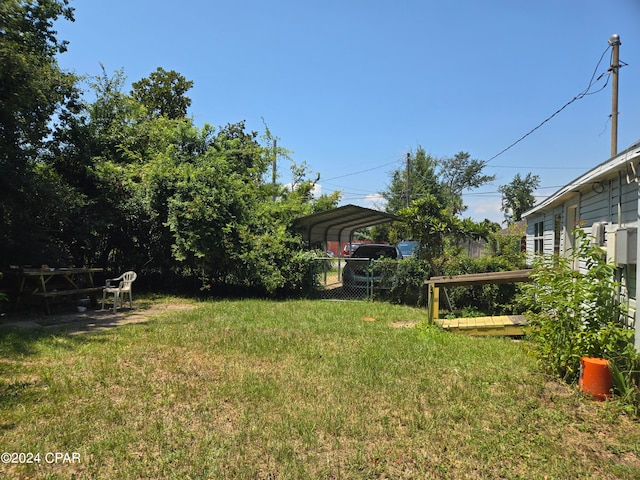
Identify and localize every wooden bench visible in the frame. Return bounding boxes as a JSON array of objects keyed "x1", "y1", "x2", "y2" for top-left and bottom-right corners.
[
  {"x1": 32, "y1": 286, "x2": 104, "y2": 298},
  {"x1": 33, "y1": 287, "x2": 104, "y2": 314}
]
